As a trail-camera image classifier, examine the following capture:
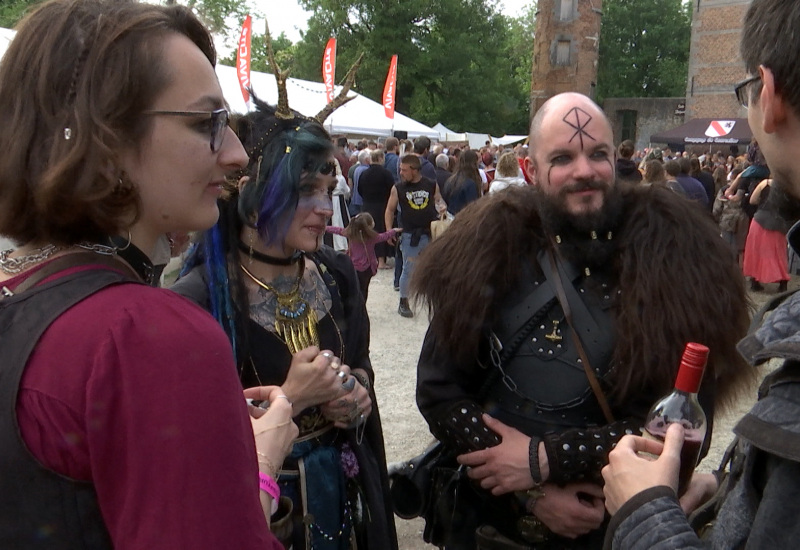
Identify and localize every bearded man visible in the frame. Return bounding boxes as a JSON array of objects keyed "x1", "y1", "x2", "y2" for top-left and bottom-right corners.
[{"x1": 410, "y1": 93, "x2": 755, "y2": 549}]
